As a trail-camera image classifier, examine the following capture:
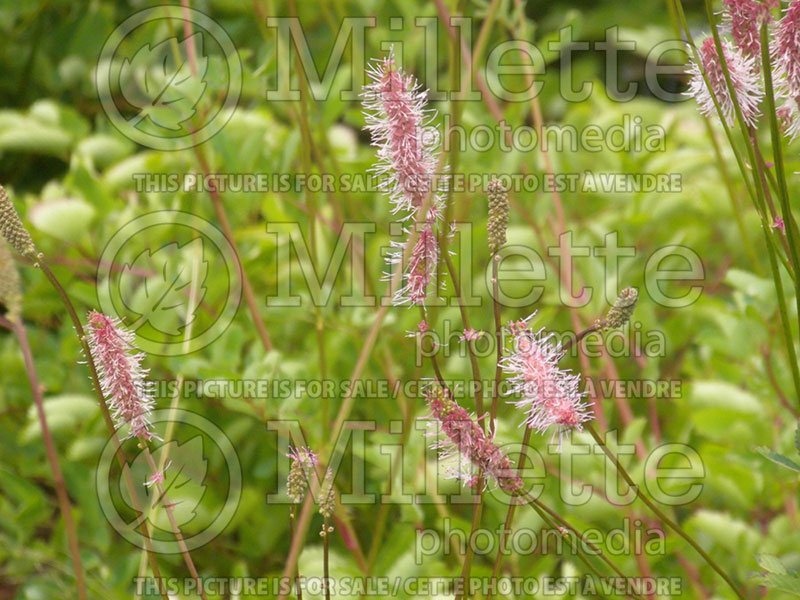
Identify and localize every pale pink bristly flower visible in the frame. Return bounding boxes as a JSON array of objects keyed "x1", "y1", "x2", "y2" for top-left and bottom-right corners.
[
  {"x1": 426, "y1": 386, "x2": 521, "y2": 493},
  {"x1": 390, "y1": 221, "x2": 439, "y2": 306},
  {"x1": 773, "y1": 216, "x2": 787, "y2": 233},
  {"x1": 687, "y1": 37, "x2": 763, "y2": 128},
  {"x1": 459, "y1": 328, "x2": 481, "y2": 342},
  {"x1": 773, "y1": 1, "x2": 800, "y2": 137},
  {"x1": 722, "y1": 0, "x2": 777, "y2": 59},
  {"x1": 86, "y1": 311, "x2": 155, "y2": 440},
  {"x1": 502, "y1": 315, "x2": 590, "y2": 442},
  {"x1": 363, "y1": 54, "x2": 446, "y2": 306}
]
